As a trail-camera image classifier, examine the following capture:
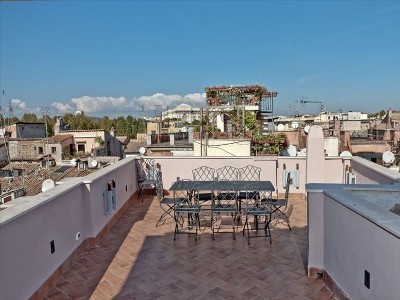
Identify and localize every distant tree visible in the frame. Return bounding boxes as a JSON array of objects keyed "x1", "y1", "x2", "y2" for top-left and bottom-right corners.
[
  {"x1": 62, "y1": 113, "x2": 74, "y2": 129},
  {"x1": 6, "y1": 116, "x2": 19, "y2": 124},
  {"x1": 115, "y1": 116, "x2": 127, "y2": 136},
  {"x1": 137, "y1": 118, "x2": 147, "y2": 135},
  {"x1": 21, "y1": 113, "x2": 38, "y2": 122},
  {"x1": 125, "y1": 115, "x2": 135, "y2": 138},
  {"x1": 100, "y1": 116, "x2": 112, "y2": 131}
]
